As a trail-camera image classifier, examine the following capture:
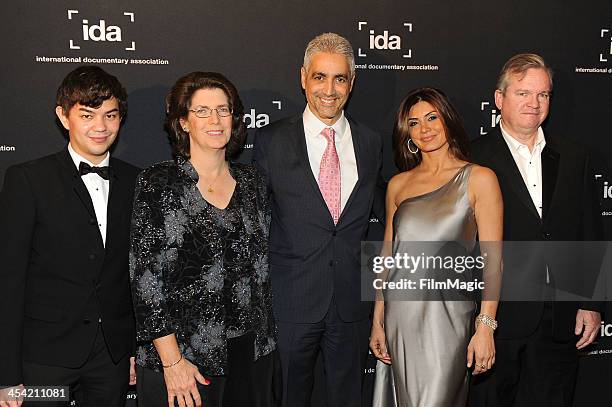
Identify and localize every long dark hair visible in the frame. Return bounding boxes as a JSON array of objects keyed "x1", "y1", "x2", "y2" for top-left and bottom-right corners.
[
  {"x1": 393, "y1": 87, "x2": 470, "y2": 171},
  {"x1": 165, "y1": 71, "x2": 246, "y2": 160}
]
